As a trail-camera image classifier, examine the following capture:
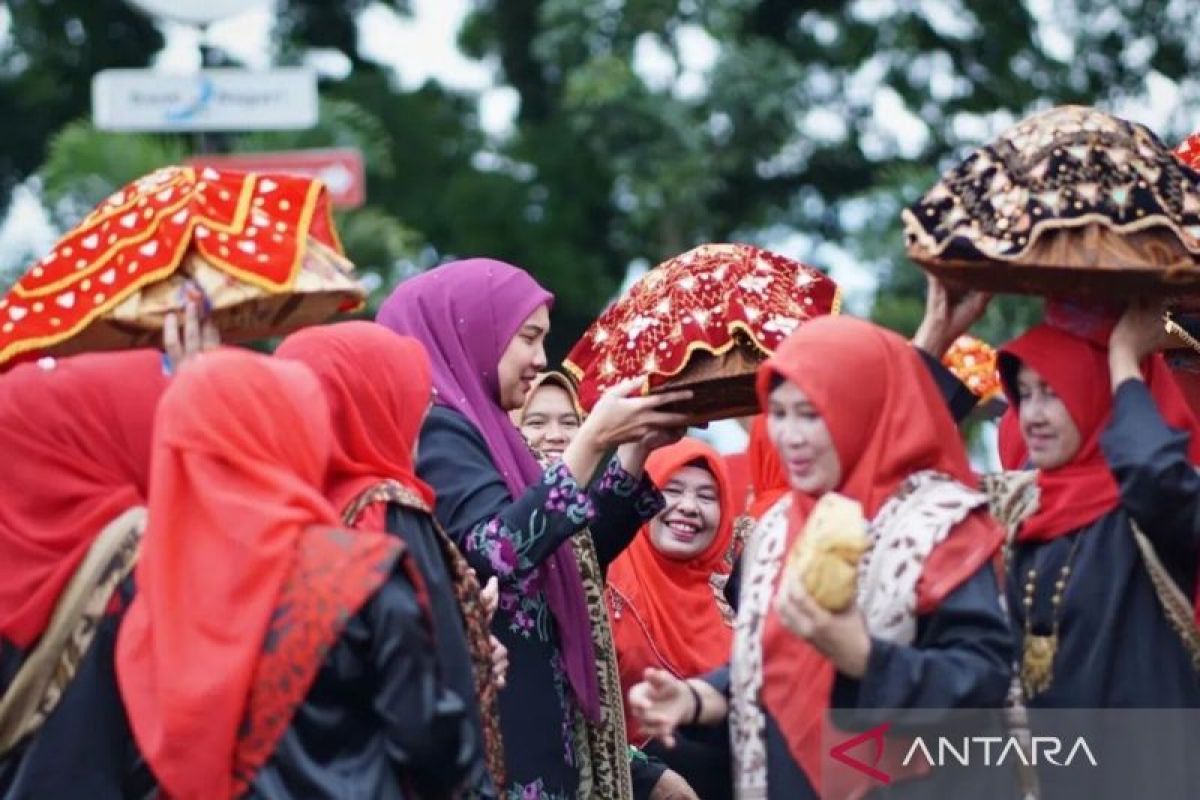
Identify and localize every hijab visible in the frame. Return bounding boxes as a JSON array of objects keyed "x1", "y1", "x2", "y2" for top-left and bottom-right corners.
[
  {"x1": 377, "y1": 259, "x2": 601, "y2": 720},
  {"x1": 116, "y1": 350, "x2": 398, "y2": 798},
  {"x1": 998, "y1": 323, "x2": 1200, "y2": 541},
  {"x1": 0, "y1": 350, "x2": 166, "y2": 650},
  {"x1": 607, "y1": 438, "x2": 736, "y2": 740},
  {"x1": 753, "y1": 316, "x2": 1002, "y2": 790},
  {"x1": 275, "y1": 321, "x2": 436, "y2": 512}
]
